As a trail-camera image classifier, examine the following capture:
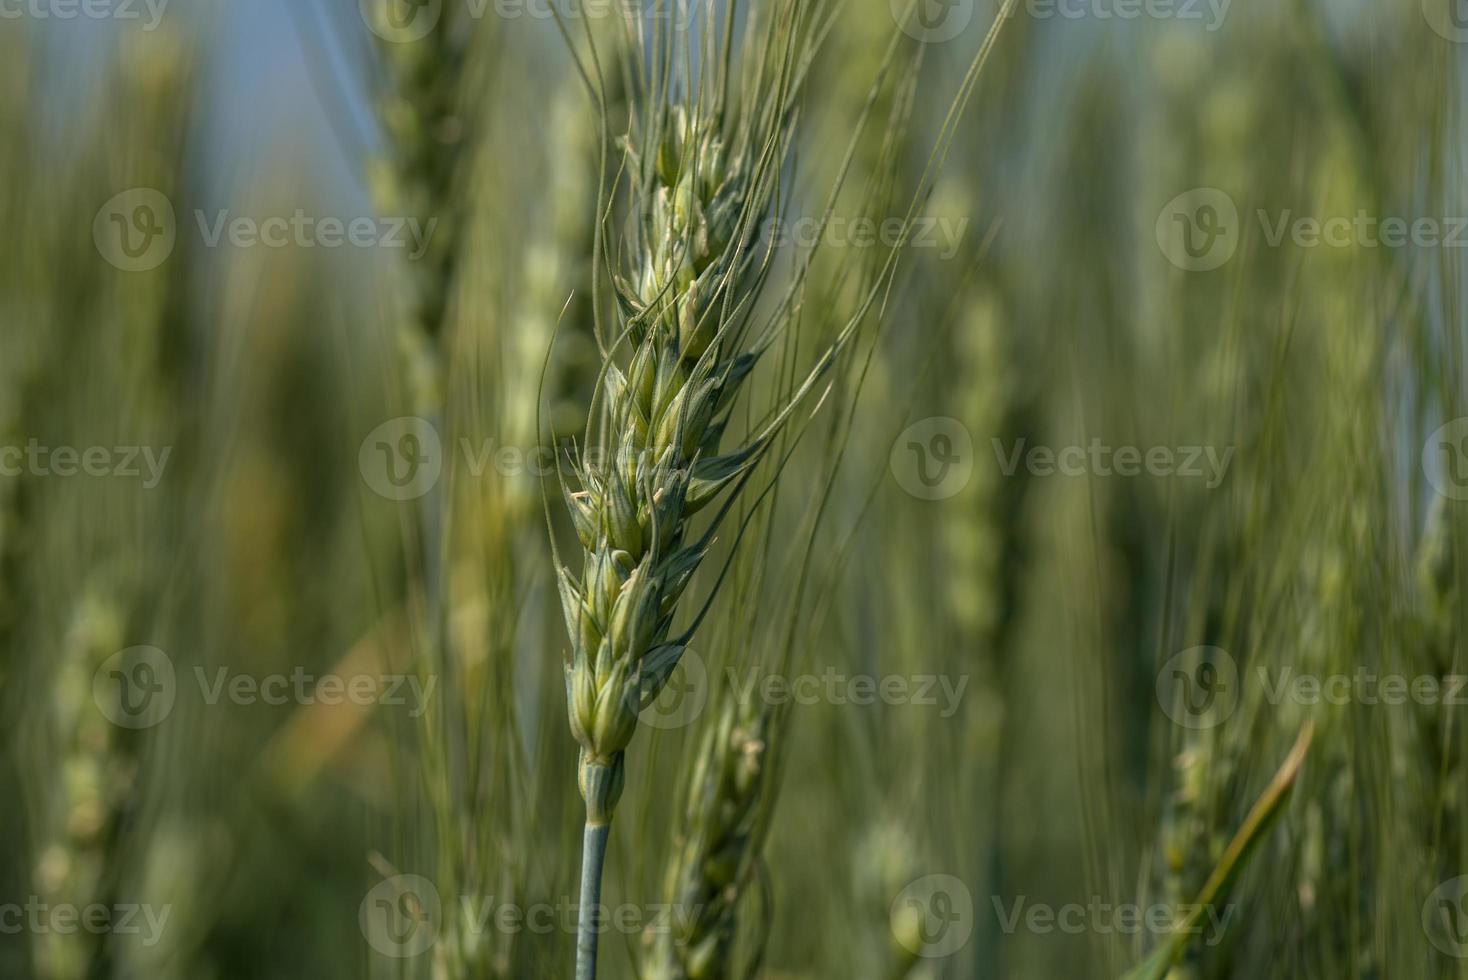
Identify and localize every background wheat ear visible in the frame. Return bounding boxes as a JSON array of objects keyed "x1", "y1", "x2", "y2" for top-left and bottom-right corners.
[{"x1": 643, "y1": 697, "x2": 777, "y2": 980}]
